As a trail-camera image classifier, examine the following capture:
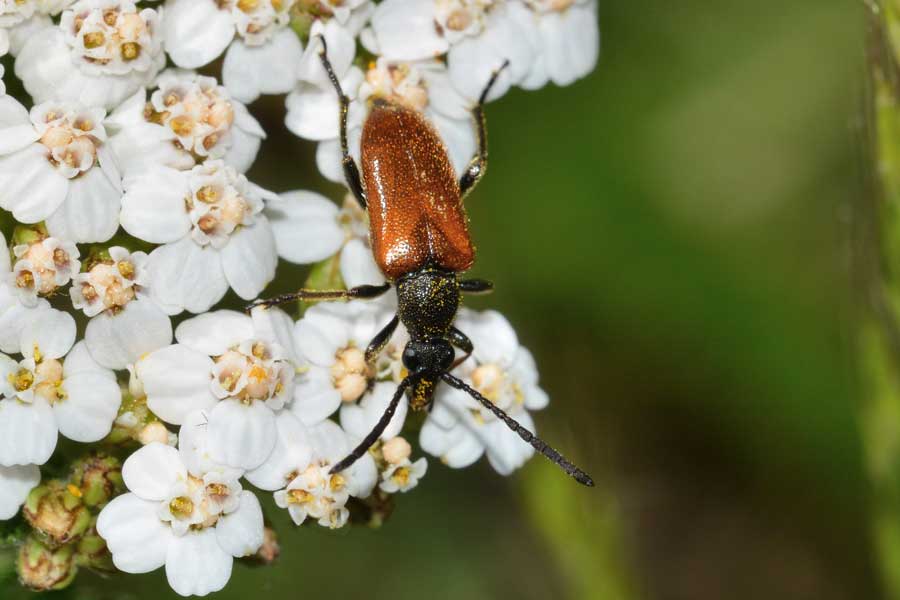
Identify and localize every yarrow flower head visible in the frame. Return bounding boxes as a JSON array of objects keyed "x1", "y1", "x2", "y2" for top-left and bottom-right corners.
[
  {"x1": 15, "y1": 0, "x2": 164, "y2": 109},
  {"x1": 0, "y1": 98, "x2": 122, "y2": 241},
  {"x1": 11, "y1": 236, "x2": 80, "y2": 306},
  {"x1": 97, "y1": 441, "x2": 264, "y2": 596}
]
